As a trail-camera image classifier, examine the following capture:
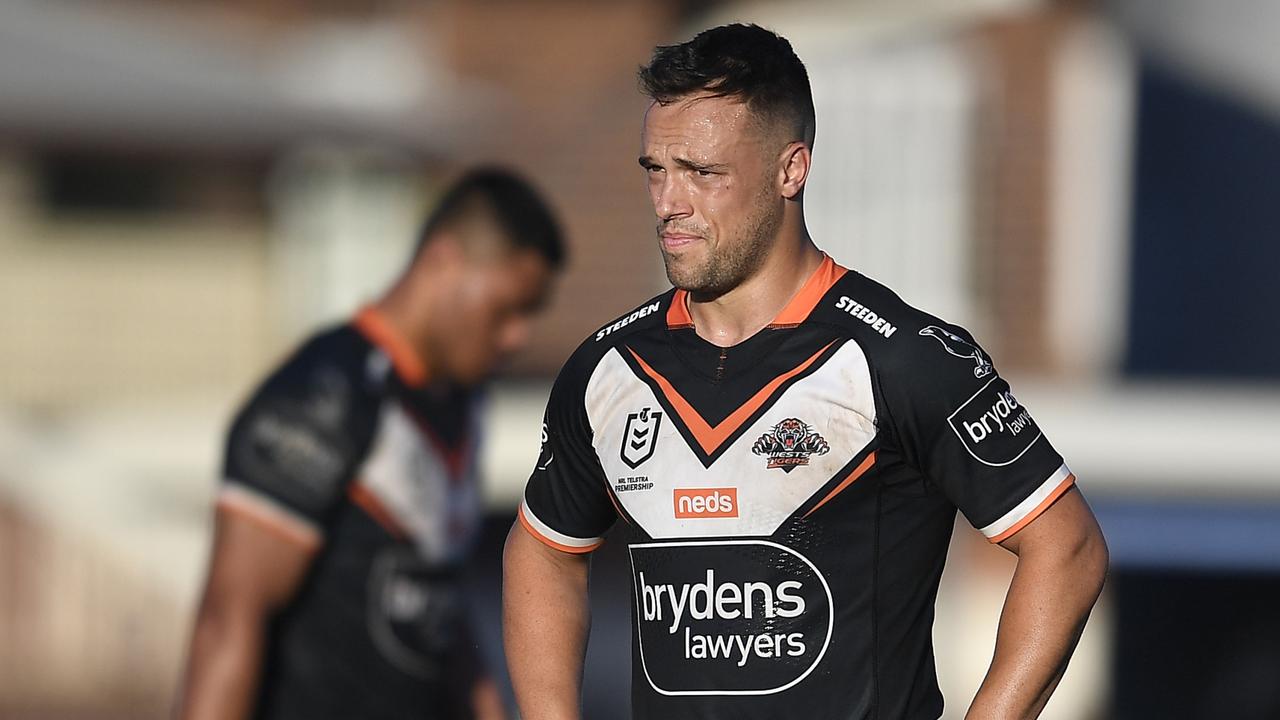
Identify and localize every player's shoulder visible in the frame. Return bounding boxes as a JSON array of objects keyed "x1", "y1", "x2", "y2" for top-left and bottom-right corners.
[
  {"x1": 560, "y1": 288, "x2": 676, "y2": 376},
  {"x1": 234, "y1": 322, "x2": 385, "y2": 430},
  {"x1": 265, "y1": 324, "x2": 375, "y2": 391},
  {"x1": 814, "y1": 268, "x2": 995, "y2": 384}
]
